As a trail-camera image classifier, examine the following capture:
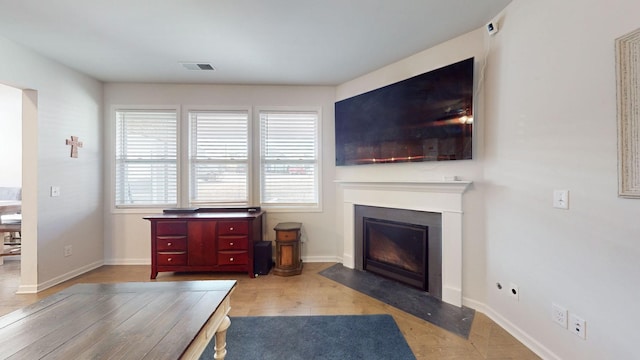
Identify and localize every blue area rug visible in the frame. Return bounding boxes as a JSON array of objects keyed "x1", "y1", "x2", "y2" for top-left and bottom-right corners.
[{"x1": 200, "y1": 314, "x2": 415, "y2": 360}]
